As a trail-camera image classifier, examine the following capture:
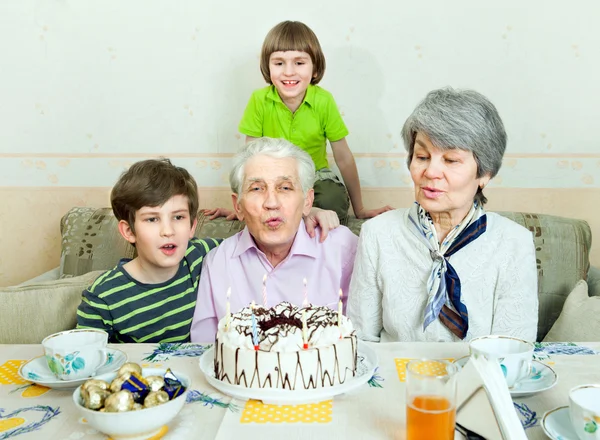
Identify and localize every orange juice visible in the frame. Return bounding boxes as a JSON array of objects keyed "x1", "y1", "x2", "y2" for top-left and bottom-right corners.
[{"x1": 406, "y1": 395, "x2": 455, "y2": 440}]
